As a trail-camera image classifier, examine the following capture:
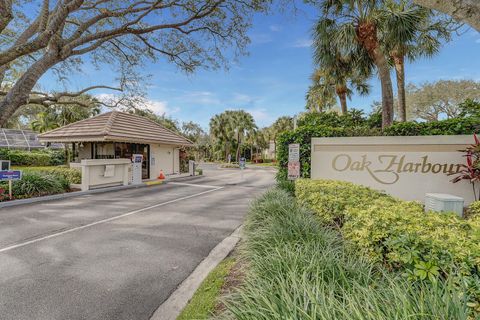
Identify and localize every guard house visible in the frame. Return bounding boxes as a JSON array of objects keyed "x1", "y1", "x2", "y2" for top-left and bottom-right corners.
[{"x1": 38, "y1": 111, "x2": 193, "y2": 180}]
